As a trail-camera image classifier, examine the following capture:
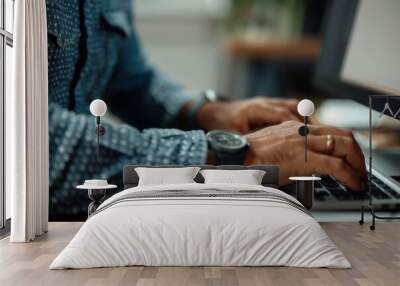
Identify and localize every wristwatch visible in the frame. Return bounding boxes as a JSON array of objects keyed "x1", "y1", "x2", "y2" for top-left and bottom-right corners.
[
  {"x1": 206, "y1": 130, "x2": 249, "y2": 165},
  {"x1": 186, "y1": 89, "x2": 228, "y2": 130}
]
